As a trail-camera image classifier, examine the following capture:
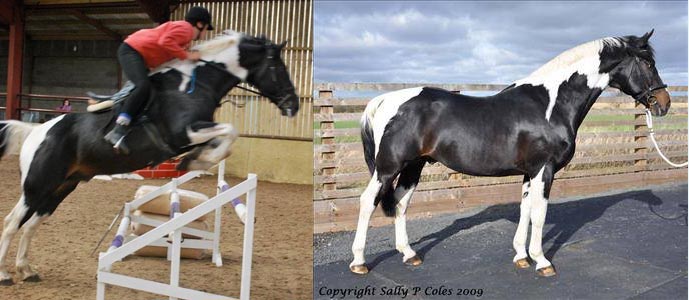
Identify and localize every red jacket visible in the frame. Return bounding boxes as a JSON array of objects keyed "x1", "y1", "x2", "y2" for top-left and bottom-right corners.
[{"x1": 124, "y1": 21, "x2": 195, "y2": 69}]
